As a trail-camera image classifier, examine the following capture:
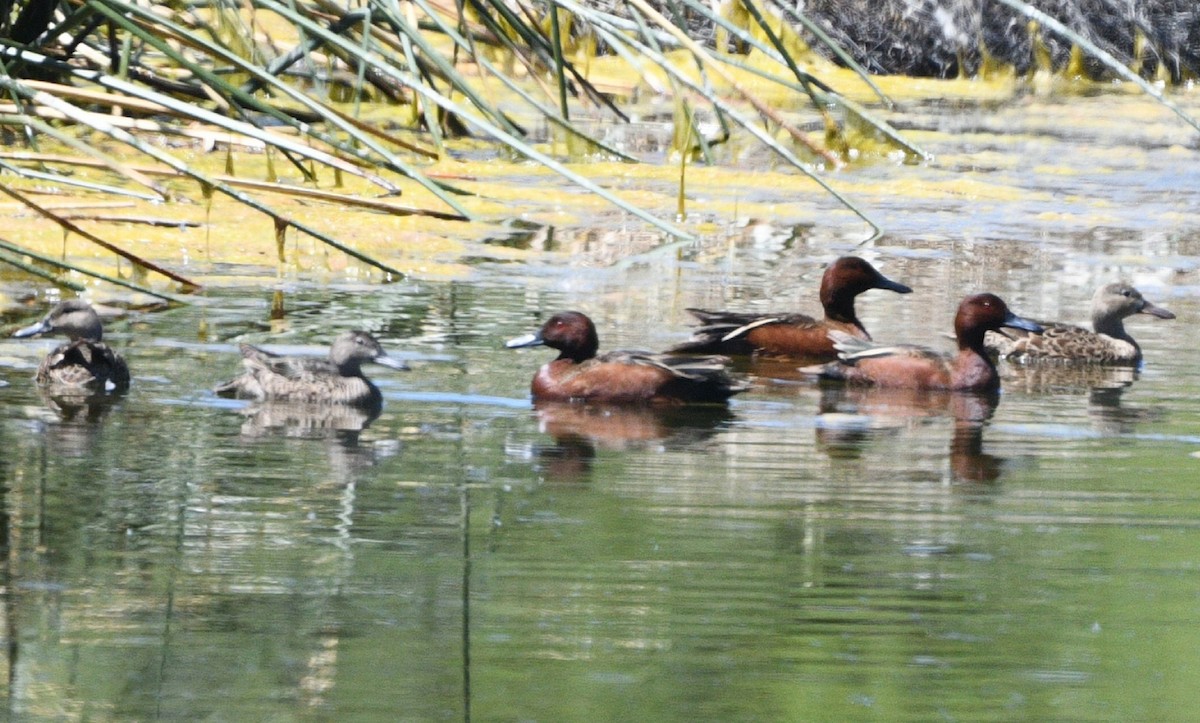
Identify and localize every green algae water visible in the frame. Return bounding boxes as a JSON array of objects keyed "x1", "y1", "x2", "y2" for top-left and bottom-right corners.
[{"x1": 1, "y1": 90, "x2": 1200, "y2": 720}]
